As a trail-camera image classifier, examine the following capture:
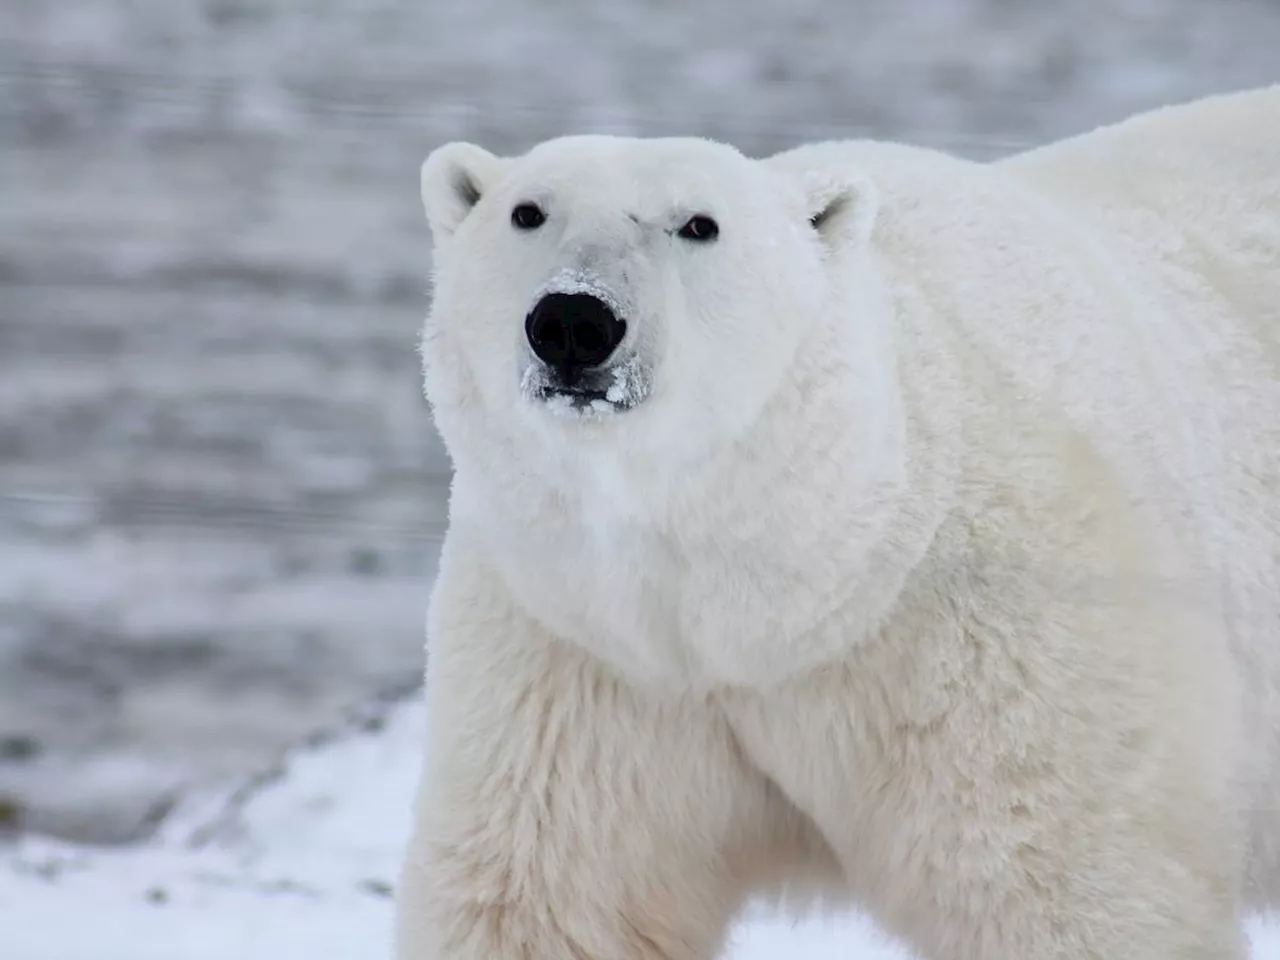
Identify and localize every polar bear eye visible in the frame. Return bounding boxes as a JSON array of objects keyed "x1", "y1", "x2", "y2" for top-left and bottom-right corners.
[
  {"x1": 511, "y1": 202, "x2": 546, "y2": 230},
  {"x1": 677, "y1": 215, "x2": 719, "y2": 242}
]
